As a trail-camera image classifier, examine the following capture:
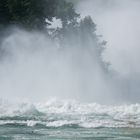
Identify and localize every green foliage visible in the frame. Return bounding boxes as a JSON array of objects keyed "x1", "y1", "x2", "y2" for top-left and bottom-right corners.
[
  {"x1": 0, "y1": 0, "x2": 10, "y2": 24},
  {"x1": 55, "y1": 16, "x2": 98, "y2": 48},
  {"x1": 0, "y1": 0, "x2": 108, "y2": 71},
  {"x1": 54, "y1": 0, "x2": 79, "y2": 27},
  {"x1": 0, "y1": 0, "x2": 79, "y2": 30},
  {"x1": 67, "y1": 0, "x2": 81, "y2": 4},
  {"x1": 53, "y1": 15, "x2": 107, "y2": 70}
]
